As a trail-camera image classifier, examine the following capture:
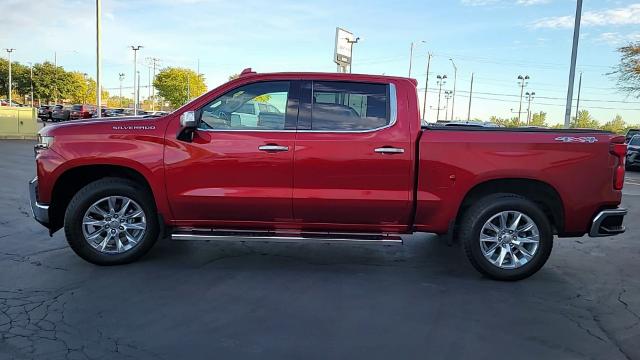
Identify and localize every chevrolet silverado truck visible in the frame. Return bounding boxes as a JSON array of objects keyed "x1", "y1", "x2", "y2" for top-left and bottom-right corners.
[{"x1": 29, "y1": 69, "x2": 628, "y2": 280}]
